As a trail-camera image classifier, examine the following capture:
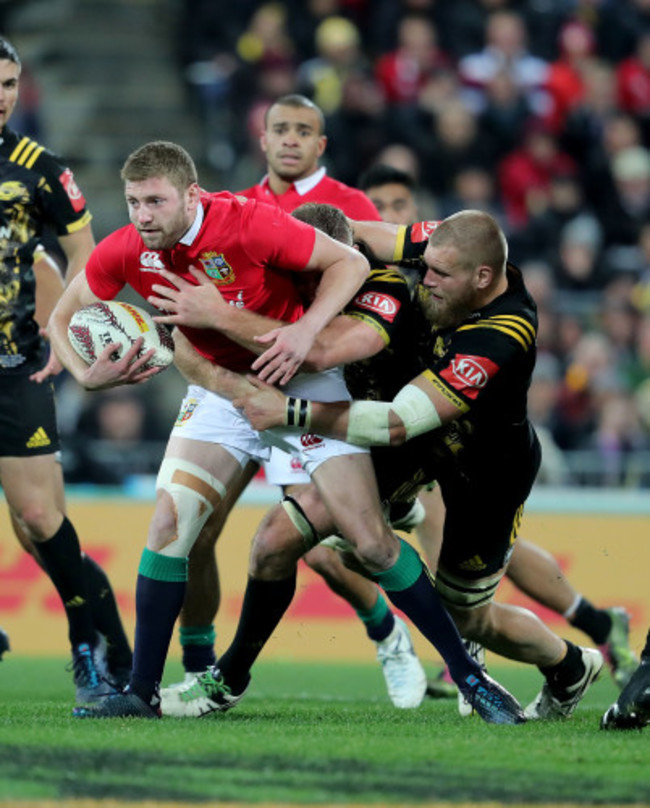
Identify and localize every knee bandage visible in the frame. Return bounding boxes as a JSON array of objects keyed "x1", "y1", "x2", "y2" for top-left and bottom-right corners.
[
  {"x1": 156, "y1": 458, "x2": 226, "y2": 557},
  {"x1": 282, "y1": 495, "x2": 319, "y2": 550}
]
